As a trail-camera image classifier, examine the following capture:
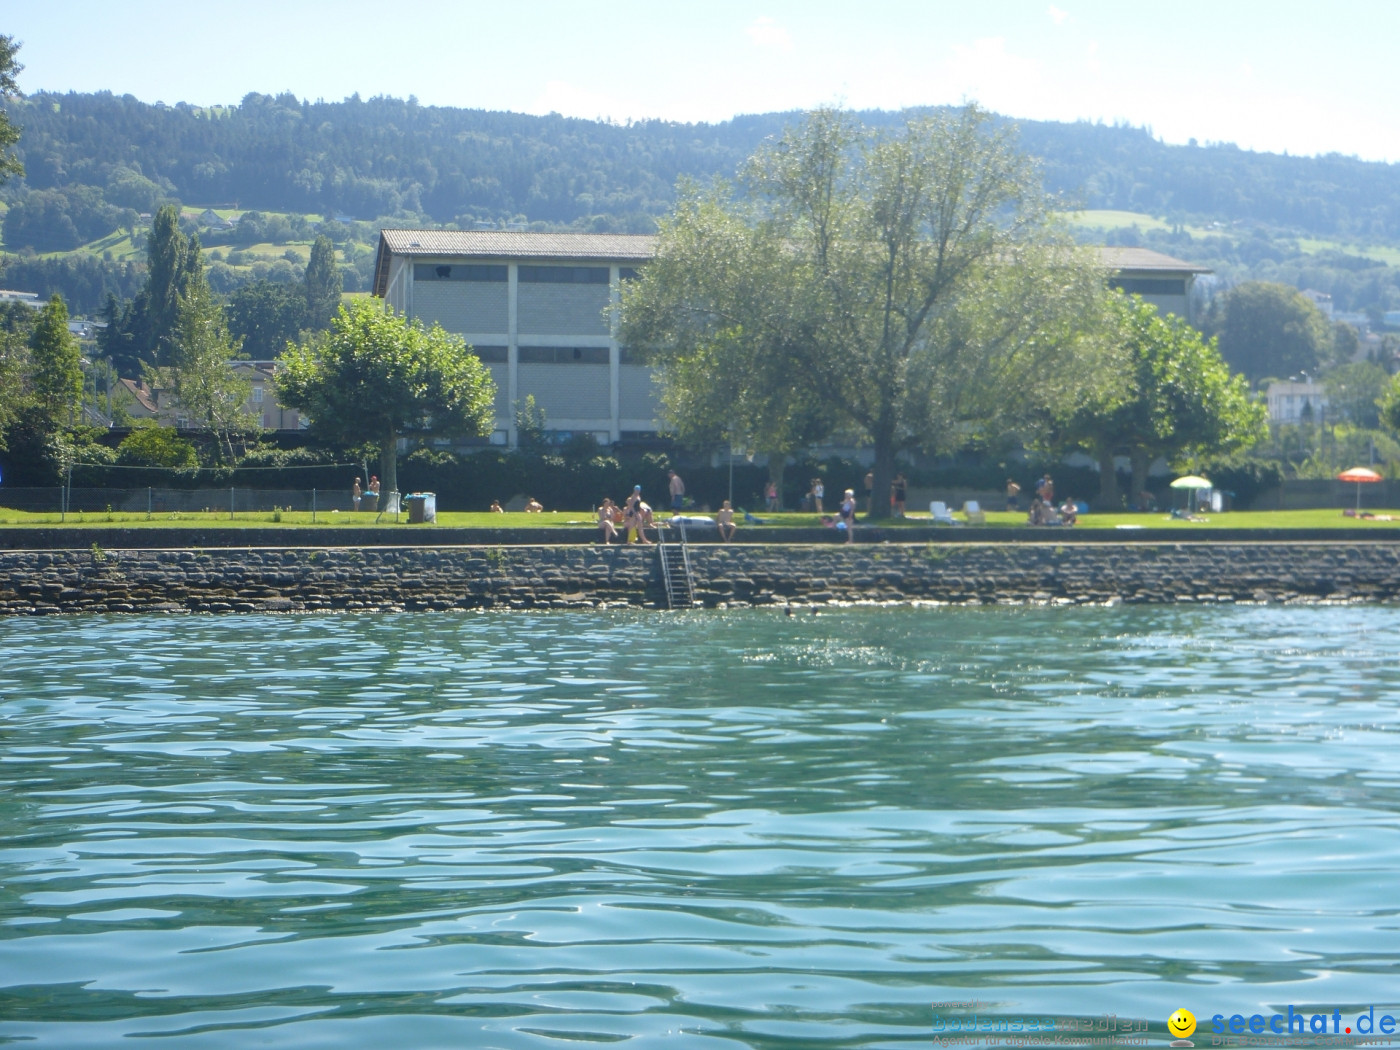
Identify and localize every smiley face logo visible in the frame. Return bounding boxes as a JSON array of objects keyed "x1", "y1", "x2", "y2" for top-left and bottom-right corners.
[{"x1": 1168, "y1": 1008, "x2": 1197, "y2": 1040}]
